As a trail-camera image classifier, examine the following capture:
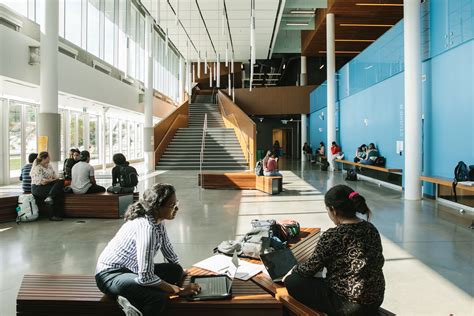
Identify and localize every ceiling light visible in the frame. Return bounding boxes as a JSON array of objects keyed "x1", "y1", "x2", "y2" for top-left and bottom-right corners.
[
  {"x1": 319, "y1": 50, "x2": 361, "y2": 54},
  {"x1": 335, "y1": 39, "x2": 375, "y2": 42},
  {"x1": 290, "y1": 10, "x2": 315, "y2": 14},
  {"x1": 355, "y1": 3, "x2": 403, "y2": 7},
  {"x1": 319, "y1": 64, "x2": 325, "y2": 69},
  {"x1": 282, "y1": 64, "x2": 286, "y2": 69},
  {"x1": 286, "y1": 22, "x2": 309, "y2": 26},
  {"x1": 340, "y1": 23, "x2": 394, "y2": 27}
]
